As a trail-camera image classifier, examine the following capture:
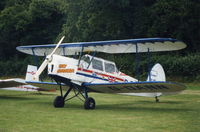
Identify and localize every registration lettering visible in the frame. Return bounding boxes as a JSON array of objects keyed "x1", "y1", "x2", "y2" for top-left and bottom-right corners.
[{"x1": 107, "y1": 84, "x2": 169, "y2": 91}]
